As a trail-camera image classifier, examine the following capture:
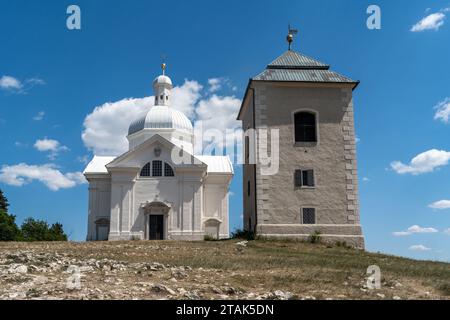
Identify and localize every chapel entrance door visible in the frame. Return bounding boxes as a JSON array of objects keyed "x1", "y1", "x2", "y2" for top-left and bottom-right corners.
[{"x1": 149, "y1": 215, "x2": 164, "y2": 240}]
